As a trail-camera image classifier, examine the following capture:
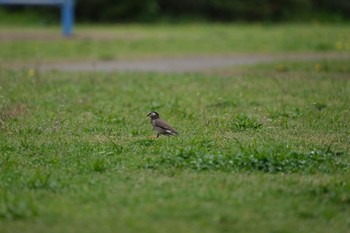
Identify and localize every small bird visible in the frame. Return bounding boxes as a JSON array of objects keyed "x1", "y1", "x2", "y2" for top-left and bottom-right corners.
[{"x1": 147, "y1": 111, "x2": 178, "y2": 138}]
